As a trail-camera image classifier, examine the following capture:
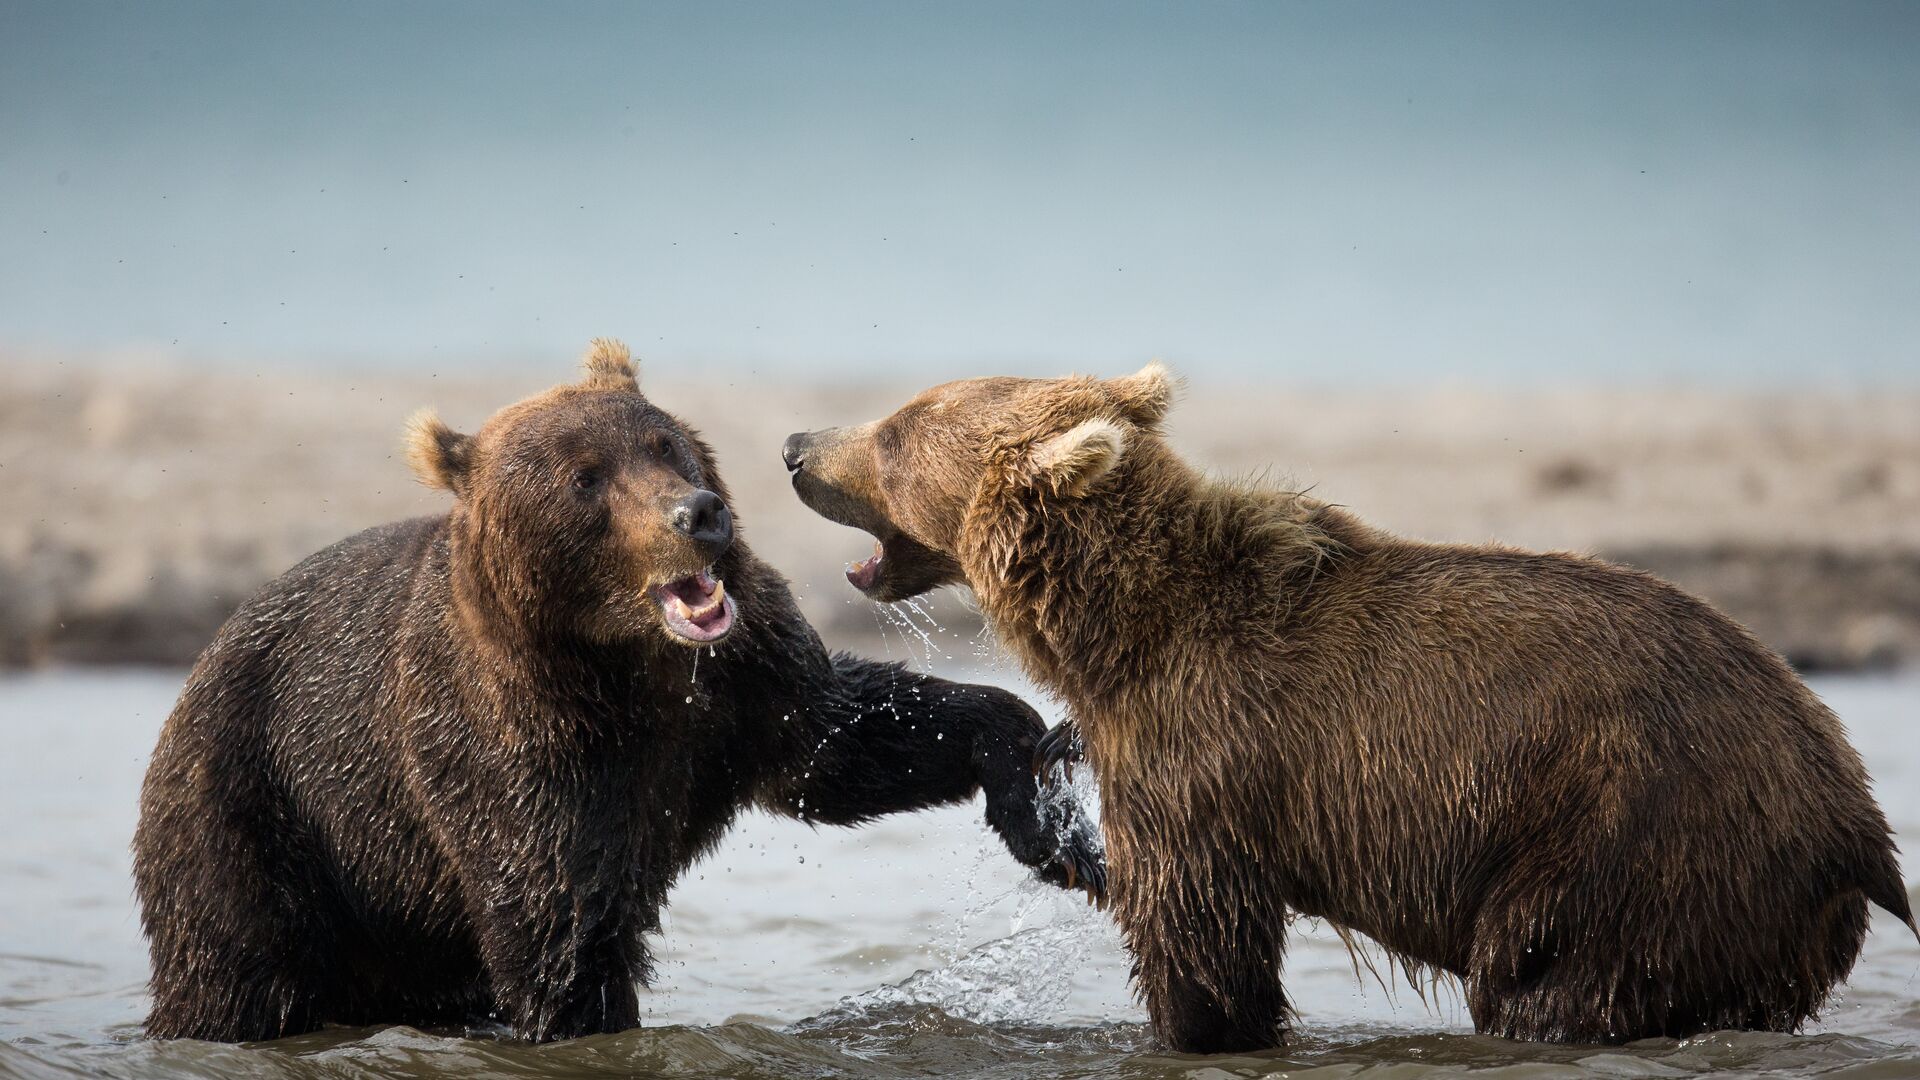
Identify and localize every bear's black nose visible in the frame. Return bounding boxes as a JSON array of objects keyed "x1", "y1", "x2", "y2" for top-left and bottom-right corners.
[
  {"x1": 671, "y1": 489, "x2": 733, "y2": 553},
  {"x1": 782, "y1": 432, "x2": 808, "y2": 473}
]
